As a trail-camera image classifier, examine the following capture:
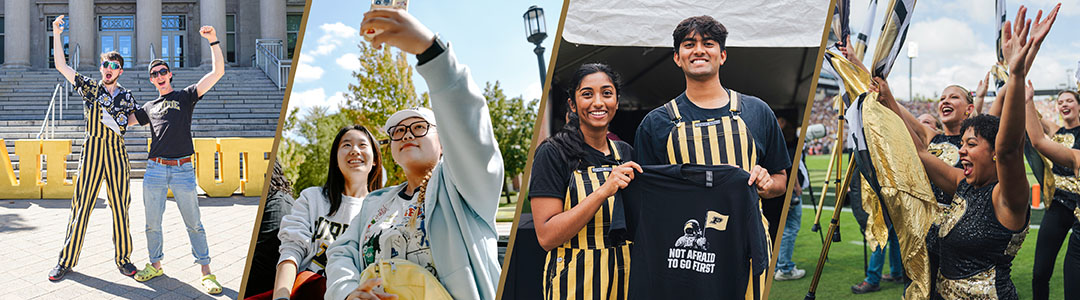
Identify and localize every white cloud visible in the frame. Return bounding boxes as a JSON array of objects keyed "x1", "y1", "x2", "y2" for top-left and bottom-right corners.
[
  {"x1": 304, "y1": 22, "x2": 359, "y2": 58},
  {"x1": 336, "y1": 53, "x2": 362, "y2": 71},
  {"x1": 327, "y1": 92, "x2": 349, "y2": 107},
  {"x1": 523, "y1": 82, "x2": 542, "y2": 101},
  {"x1": 309, "y1": 44, "x2": 338, "y2": 56},
  {"x1": 294, "y1": 62, "x2": 325, "y2": 82},
  {"x1": 320, "y1": 22, "x2": 358, "y2": 41},
  {"x1": 288, "y1": 88, "x2": 349, "y2": 111},
  {"x1": 289, "y1": 88, "x2": 327, "y2": 110},
  {"x1": 845, "y1": 0, "x2": 1080, "y2": 100}
]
